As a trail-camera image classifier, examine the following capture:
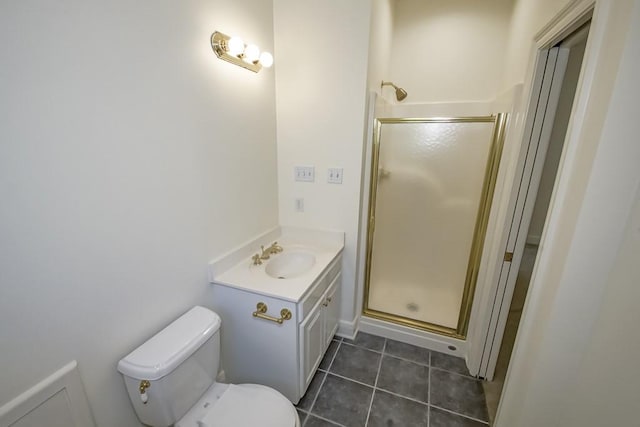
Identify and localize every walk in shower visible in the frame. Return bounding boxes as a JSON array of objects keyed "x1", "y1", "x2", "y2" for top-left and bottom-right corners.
[{"x1": 364, "y1": 115, "x2": 507, "y2": 338}]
